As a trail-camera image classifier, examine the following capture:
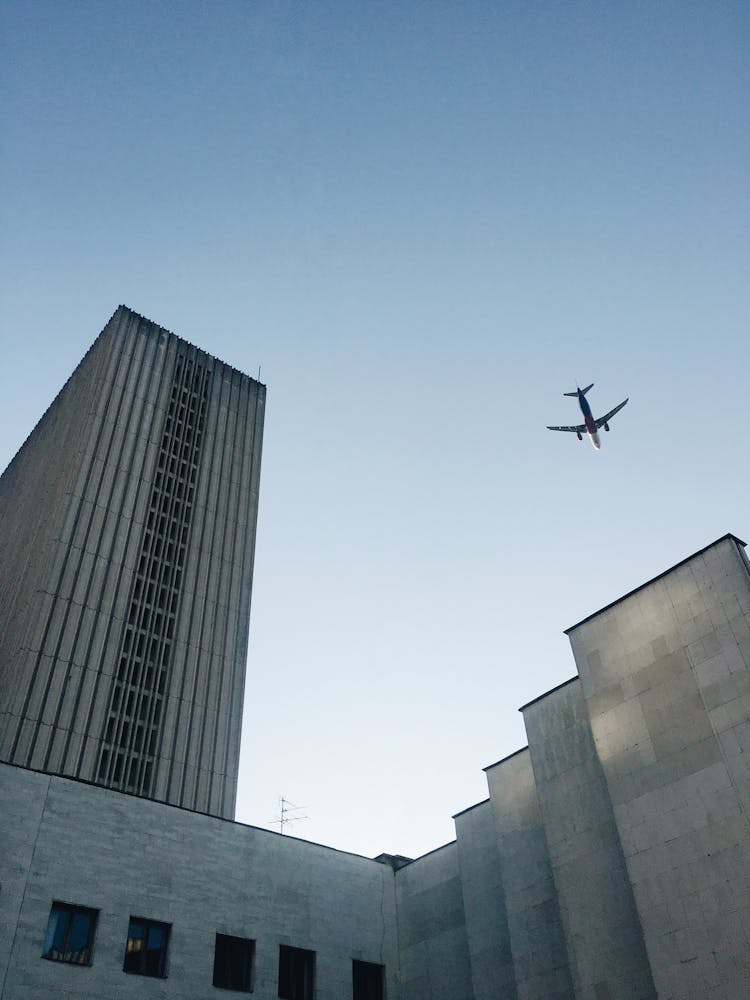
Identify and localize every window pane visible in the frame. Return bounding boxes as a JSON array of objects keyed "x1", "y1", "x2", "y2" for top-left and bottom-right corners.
[
  {"x1": 145, "y1": 926, "x2": 165, "y2": 977},
  {"x1": 42, "y1": 903, "x2": 97, "y2": 966},
  {"x1": 144, "y1": 944, "x2": 162, "y2": 977},
  {"x1": 123, "y1": 931, "x2": 144, "y2": 974},
  {"x1": 214, "y1": 933, "x2": 253, "y2": 991},
  {"x1": 124, "y1": 921, "x2": 144, "y2": 972},
  {"x1": 42, "y1": 906, "x2": 68, "y2": 959},
  {"x1": 67, "y1": 912, "x2": 93, "y2": 963},
  {"x1": 353, "y1": 960, "x2": 384, "y2": 1000},
  {"x1": 278, "y1": 945, "x2": 314, "y2": 1000},
  {"x1": 67, "y1": 913, "x2": 91, "y2": 951},
  {"x1": 147, "y1": 925, "x2": 165, "y2": 950},
  {"x1": 124, "y1": 917, "x2": 169, "y2": 978},
  {"x1": 279, "y1": 947, "x2": 291, "y2": 997}
]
